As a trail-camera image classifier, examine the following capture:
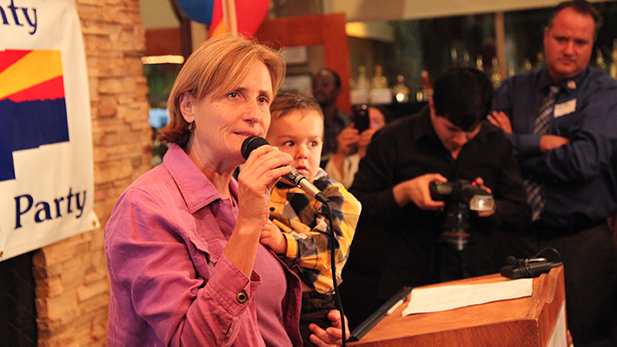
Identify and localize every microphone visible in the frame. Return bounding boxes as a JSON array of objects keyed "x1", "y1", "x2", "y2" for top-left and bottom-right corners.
[
  {"x1": 241, "y1": 136, "x2": 329, "y2": 204},
  {"x1": 500, "y1": 256, "x2": 562, "y2": 279}
]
